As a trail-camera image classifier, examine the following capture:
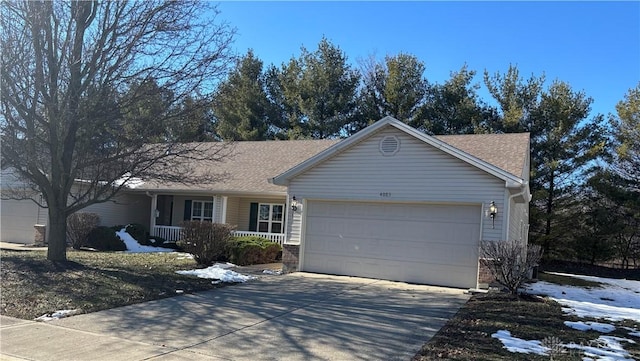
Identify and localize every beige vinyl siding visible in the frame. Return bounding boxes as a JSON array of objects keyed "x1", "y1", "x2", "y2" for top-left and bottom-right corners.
[
  {"x1": 224, "y1": 197, "x2": 240, "y2": 228},
  {"x1": 287, "y1": 128, "x2": 506, "y2": 244},
  {"x1": 82, "y1": 193, "x2": 150, "y2": 228},
  {"x1": 36, "y1": 198, "x2": 48, "y2": 225},
  {"x1": 508, "y1": 201, "x2": 529, "y2": 243},
  {"x1": 236, "y1": 197, "x2": 286, "y2": 232},
  {"x1": 1, "y1": 170, "x2": 48, "y2": 243},
  {"x1": 289, "y1": 204, "x2": 304, "y2": 245}
]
